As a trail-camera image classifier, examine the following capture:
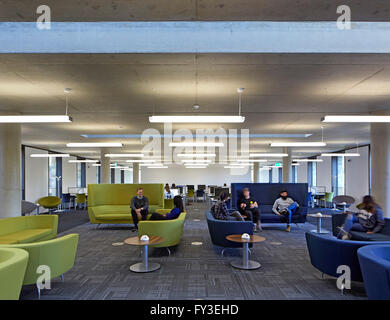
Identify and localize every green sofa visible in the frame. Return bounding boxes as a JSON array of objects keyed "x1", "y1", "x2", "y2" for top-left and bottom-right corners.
[
  {"x1": 138, "y1": 211, "x2": 187, "y2": 248},
  {"x1": 0, "y1": 215, "x2": 58, "y2": 245},
  {"x1": 0, "y1": 248, "x2": 29, "y2": 300},
  {"x1": 88, "y1": 184, "x2": 164, "y2": 224},
  {"x1": 0, "y1": 234, "x2": 79, "y2": 298}
]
